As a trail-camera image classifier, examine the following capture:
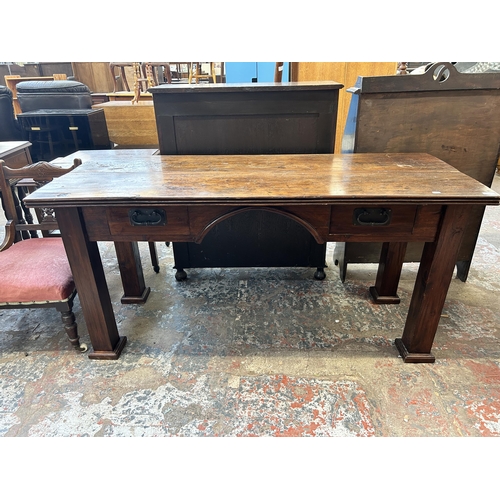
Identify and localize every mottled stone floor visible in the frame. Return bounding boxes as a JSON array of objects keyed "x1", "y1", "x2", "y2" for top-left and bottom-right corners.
[{"x1": 1, "y1": 175, "x2": 499, "y2": 439}]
